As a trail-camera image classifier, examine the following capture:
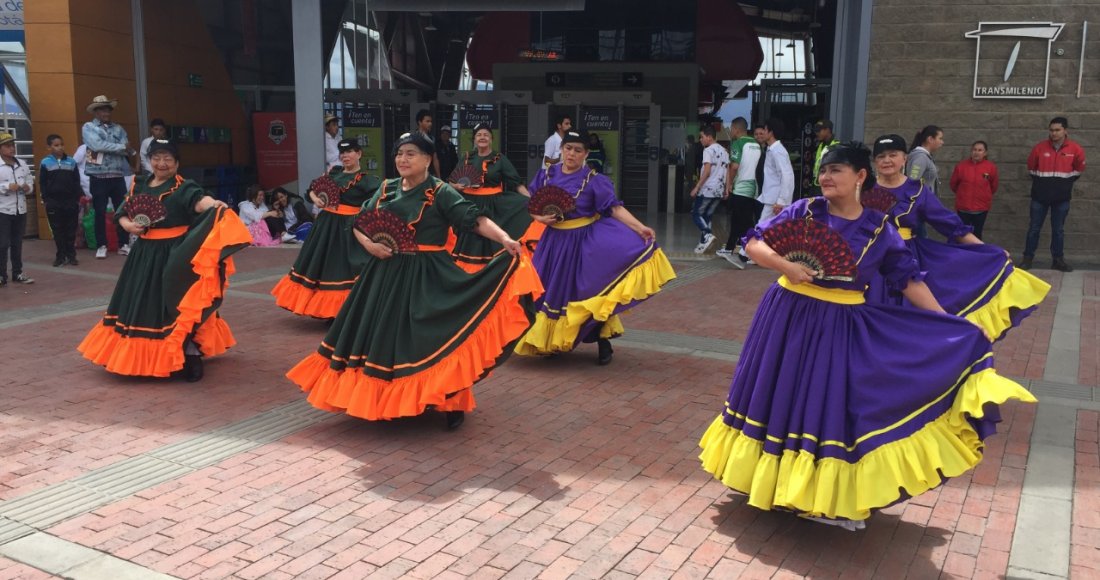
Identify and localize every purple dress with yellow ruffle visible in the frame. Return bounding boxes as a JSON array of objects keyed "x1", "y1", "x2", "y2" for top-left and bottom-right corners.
[
  {"x1": 698, "y1": 197, "x2": 1036, "y2": 521},
  {"x1": 866, "y1": 178, "x2": 1049, "y2": 340}
]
